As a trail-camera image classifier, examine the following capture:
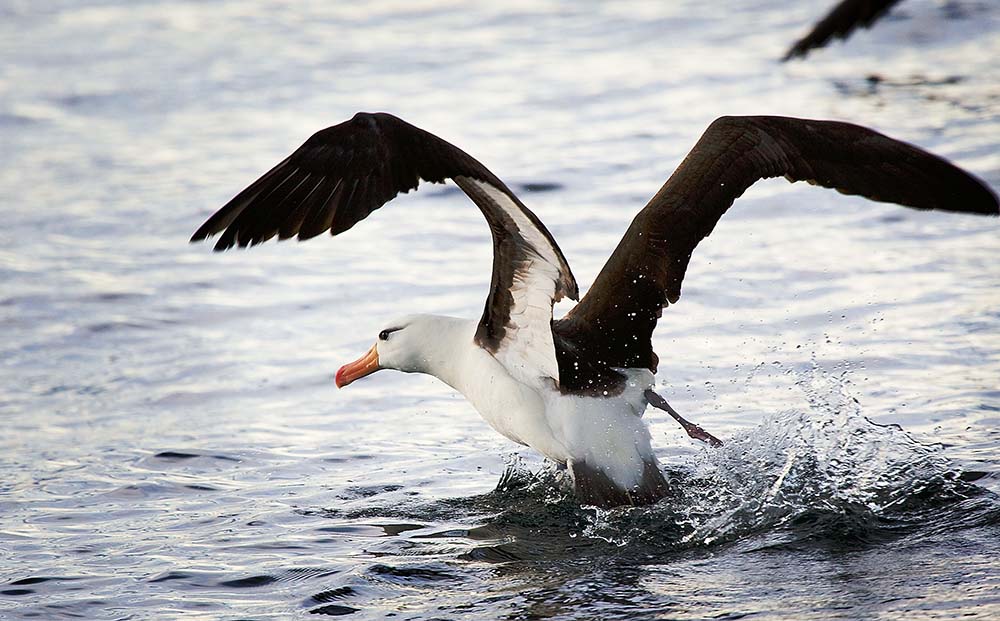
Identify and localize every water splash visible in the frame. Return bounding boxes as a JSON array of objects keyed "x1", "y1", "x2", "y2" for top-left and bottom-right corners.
[
  {"x1": 295, "y1": 370, "x2": 999, "y2": 620},
  {"x1": 572, "y1": 367, "x2": 987, "y2": 552},
  {"x1": 313, "y1": 365, "x2": 993, "y2": 566}
]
